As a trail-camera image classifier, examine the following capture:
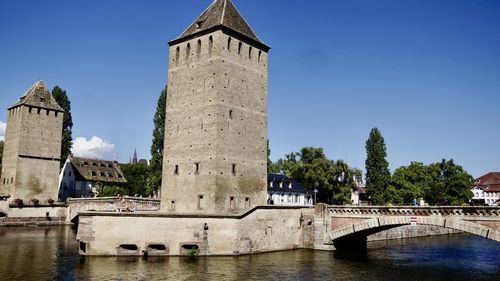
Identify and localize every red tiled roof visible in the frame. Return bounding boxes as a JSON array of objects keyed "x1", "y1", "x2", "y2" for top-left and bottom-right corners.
[{"x1": 474, "y1": 172, "x2": 500, "y2": 192}]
